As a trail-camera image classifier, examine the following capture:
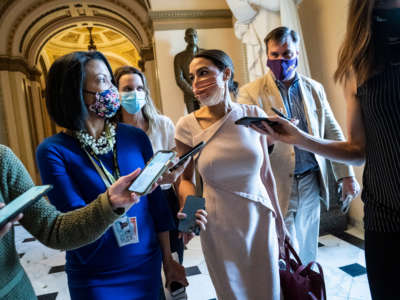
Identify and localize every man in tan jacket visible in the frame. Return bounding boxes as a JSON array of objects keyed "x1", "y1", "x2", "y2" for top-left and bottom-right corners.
[{"x1": 237, "y1": 26, "x2": 360, "y2": 264}]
